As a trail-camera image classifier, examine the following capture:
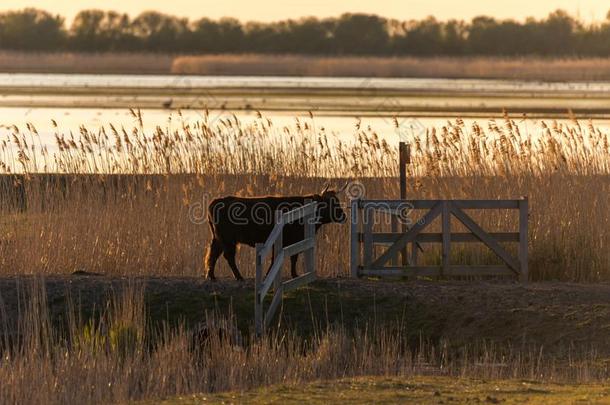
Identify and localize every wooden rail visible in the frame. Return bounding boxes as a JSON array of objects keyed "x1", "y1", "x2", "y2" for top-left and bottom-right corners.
[
  {"x1": 351, "y1": 198, "x2": 528, "y2": 281},
  {"x1": 255, "y1": 201, "x2": 318, "y2": 336}
]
